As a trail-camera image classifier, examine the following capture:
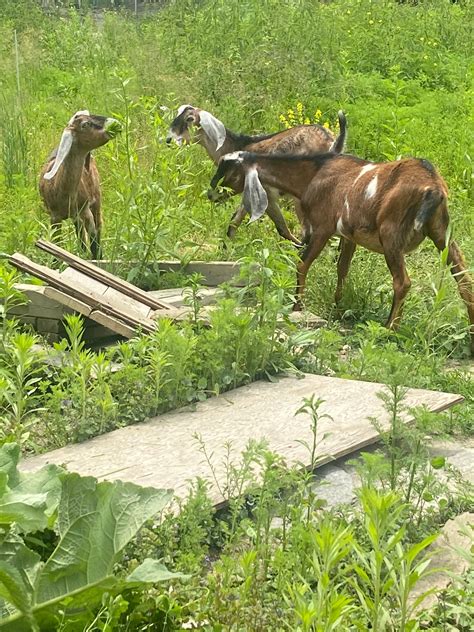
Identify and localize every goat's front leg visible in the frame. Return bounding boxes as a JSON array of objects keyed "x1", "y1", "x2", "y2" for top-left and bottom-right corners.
[
  {"x1": 266, "y1": 188, "x2": 302, "y2": 247},
  {"x1": 73, "y1": 217, "x2": 89, "y2": 254},
  {"x1": 90, "y1": 201, "x2": 103, "y2": 260},
  {"x1": 382, "y1": 248, "x2": 412, "y2": 330},
  {"x1": 335, "y1": 239, "x2": 356, "y2": 306},
  {"x1": 226, "y1": 204, "x2": 248, "y2": 240},
  {"x1": 81, "y1": 206, "x2": 101, "y2": 259},
  {"x1": 295, "y1": 227, "x2": 333, "y2": 310}
]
